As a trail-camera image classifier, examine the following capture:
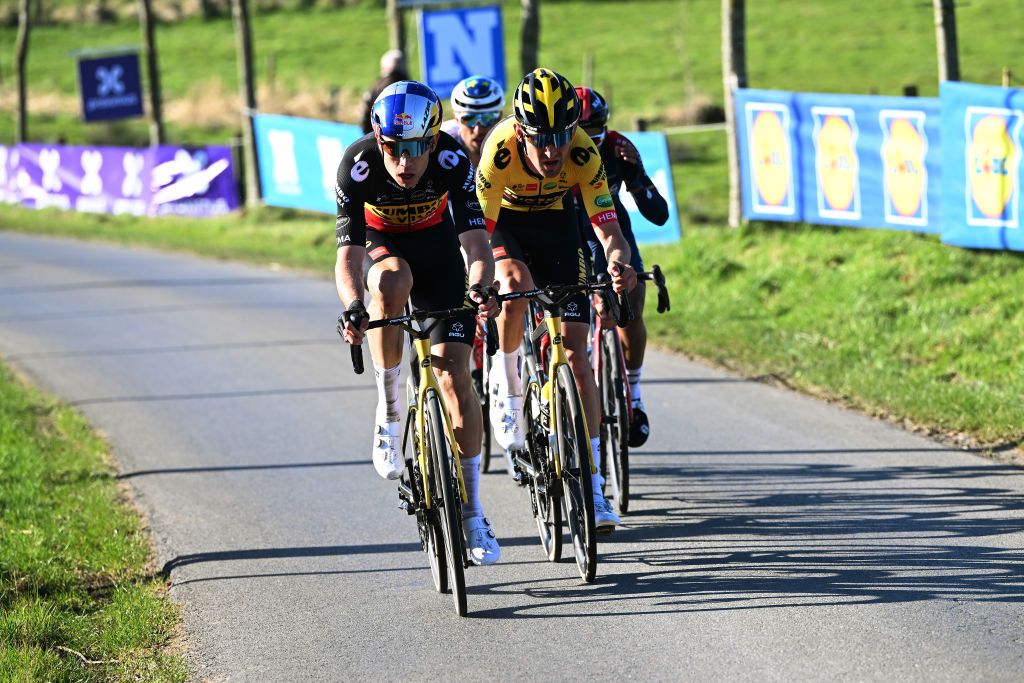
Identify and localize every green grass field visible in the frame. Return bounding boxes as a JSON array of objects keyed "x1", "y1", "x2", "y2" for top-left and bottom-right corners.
[{"x1": 0, "y1": 361, "x2": 187, "y2": 682}]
